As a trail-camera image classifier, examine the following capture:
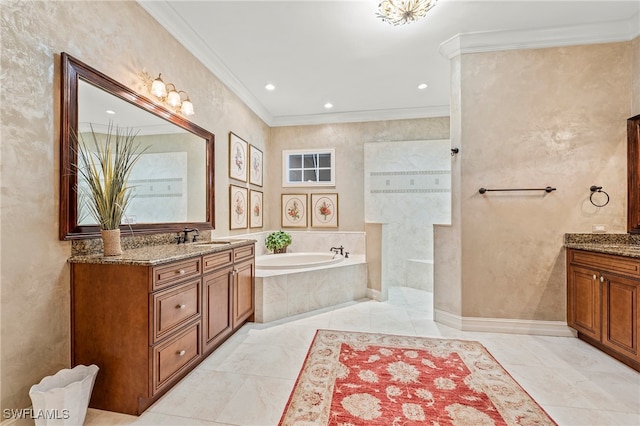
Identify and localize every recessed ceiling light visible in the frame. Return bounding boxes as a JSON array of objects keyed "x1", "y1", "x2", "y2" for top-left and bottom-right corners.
[
  {"x1": 324, "y1": 102, "x2": 333, "y2": 109},
  {"x1": 105, "y1": 110, "x2": 116, "y2": 114},
  {"x1": 417, "y1": 83, "x2": 428, "y2": 90},
  {"x1": 265, "y1": 83, "x2": 275, "y2": 91}
]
